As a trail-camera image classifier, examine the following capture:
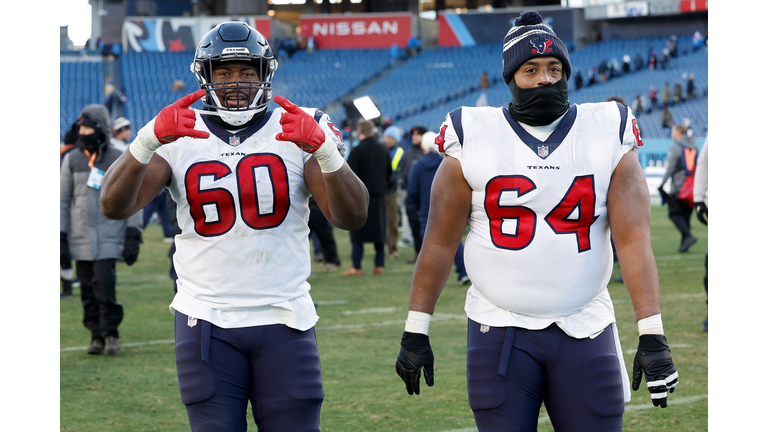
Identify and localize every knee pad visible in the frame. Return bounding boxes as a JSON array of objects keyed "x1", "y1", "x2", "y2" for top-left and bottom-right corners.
[
  {"x1": 467, "y1": 347, "x2": 507, "y2": 411},
  {"x1": 582, "y1": 352, "x2": 625, "y2": 418},
  {"x1": 282, "y1": 339, "x2": 325, "y2": 405},
  {"x1": 175, "y1": 320, "x2": 216, "y2": 405}
]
